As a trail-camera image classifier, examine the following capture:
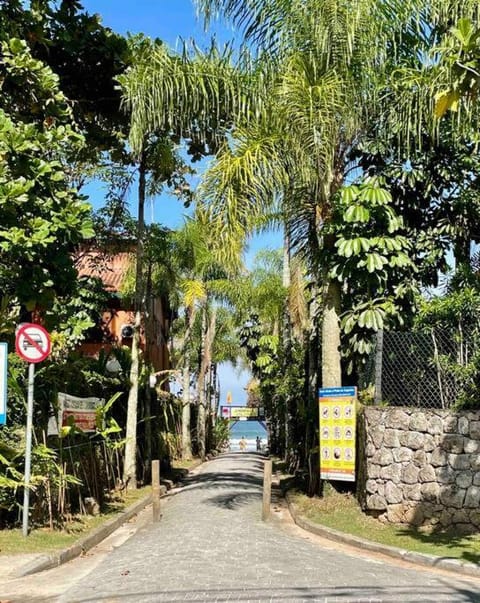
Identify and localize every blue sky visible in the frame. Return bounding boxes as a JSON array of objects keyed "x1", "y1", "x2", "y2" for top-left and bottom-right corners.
[{"x1": 81, "y1": 0, "x2": 271, "y2": 404}]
